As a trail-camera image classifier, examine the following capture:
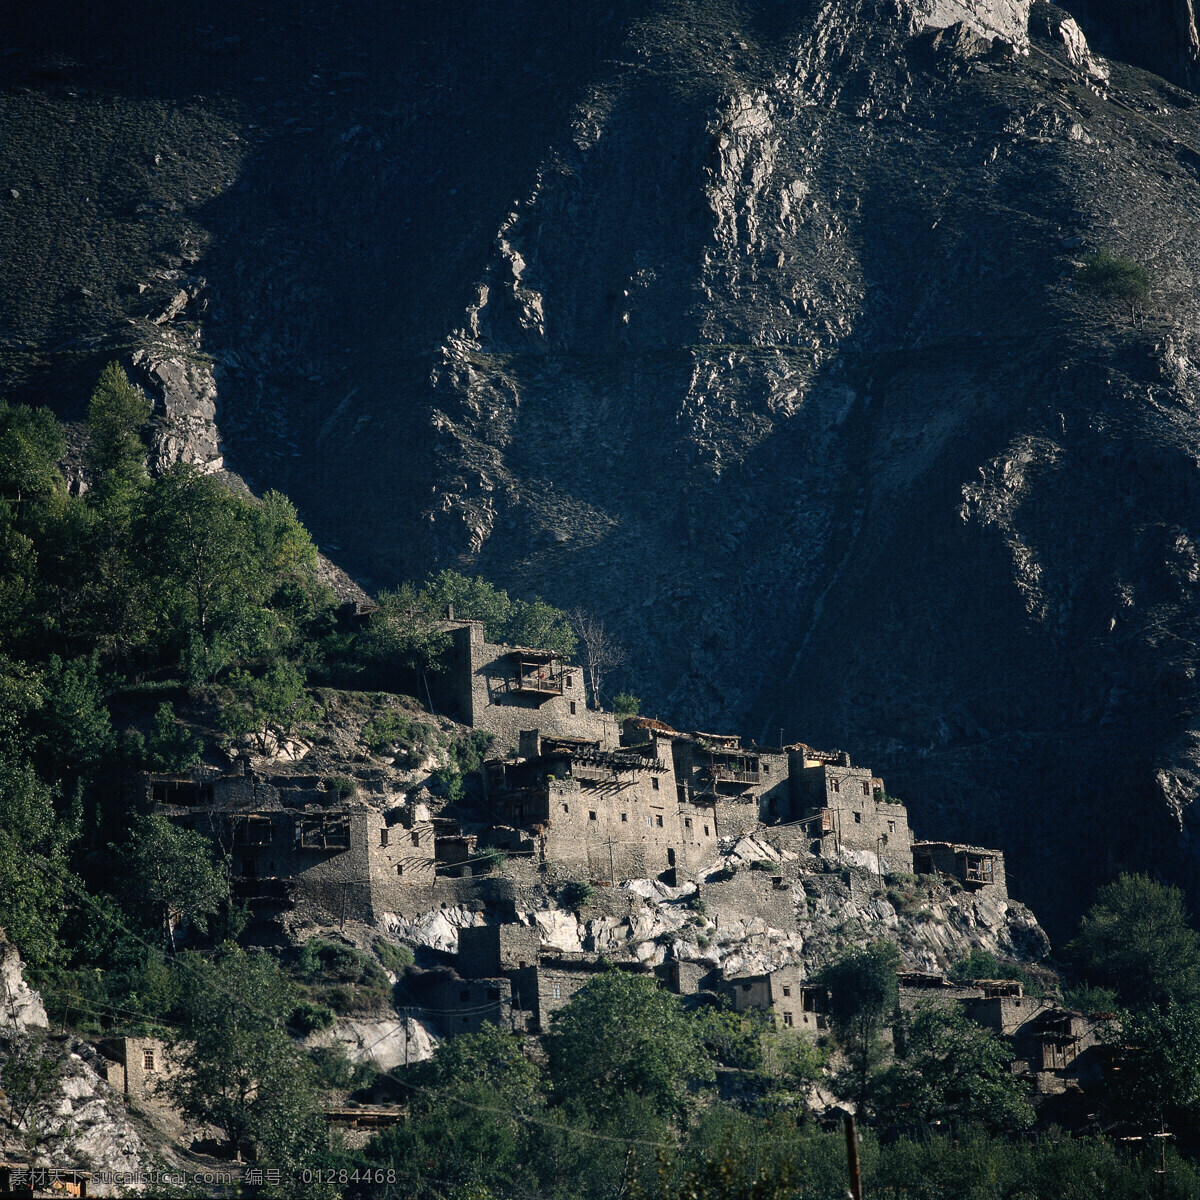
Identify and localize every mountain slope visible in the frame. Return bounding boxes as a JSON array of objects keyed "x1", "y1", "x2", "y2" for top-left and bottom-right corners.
[{"x1": 4, "y1": 0, "x2": 1200, "y2": 937}]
